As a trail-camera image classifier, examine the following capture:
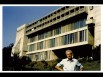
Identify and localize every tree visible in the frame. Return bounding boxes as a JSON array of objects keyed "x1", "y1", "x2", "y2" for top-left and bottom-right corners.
[
  {"x1": 92, "y1": 44, "x2": 100, "y2": 61},
  {"x1": 3, "y1": 43, "x2": 14, "y2": 70}
]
